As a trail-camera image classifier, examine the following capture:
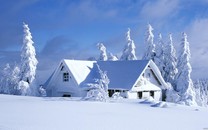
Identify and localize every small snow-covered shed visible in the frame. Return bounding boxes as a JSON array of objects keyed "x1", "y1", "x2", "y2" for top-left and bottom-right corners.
[{"x1": 44, "y1": 59, "x2": 168, "y2": 101}]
